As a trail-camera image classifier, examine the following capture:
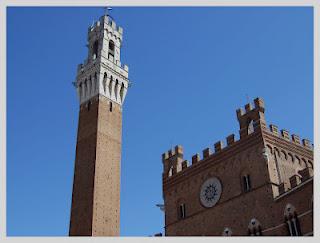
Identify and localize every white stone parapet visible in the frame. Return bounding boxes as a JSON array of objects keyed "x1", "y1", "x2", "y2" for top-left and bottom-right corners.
[{"x1": 75, "y1": 62, "x2": 129, "y2": 106}]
